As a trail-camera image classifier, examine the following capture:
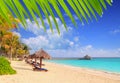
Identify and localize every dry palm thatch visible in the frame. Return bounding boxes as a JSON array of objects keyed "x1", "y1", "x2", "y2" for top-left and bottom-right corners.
[{"x1": 35, "y1": 49, "x2": 51, "y2": 59}]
